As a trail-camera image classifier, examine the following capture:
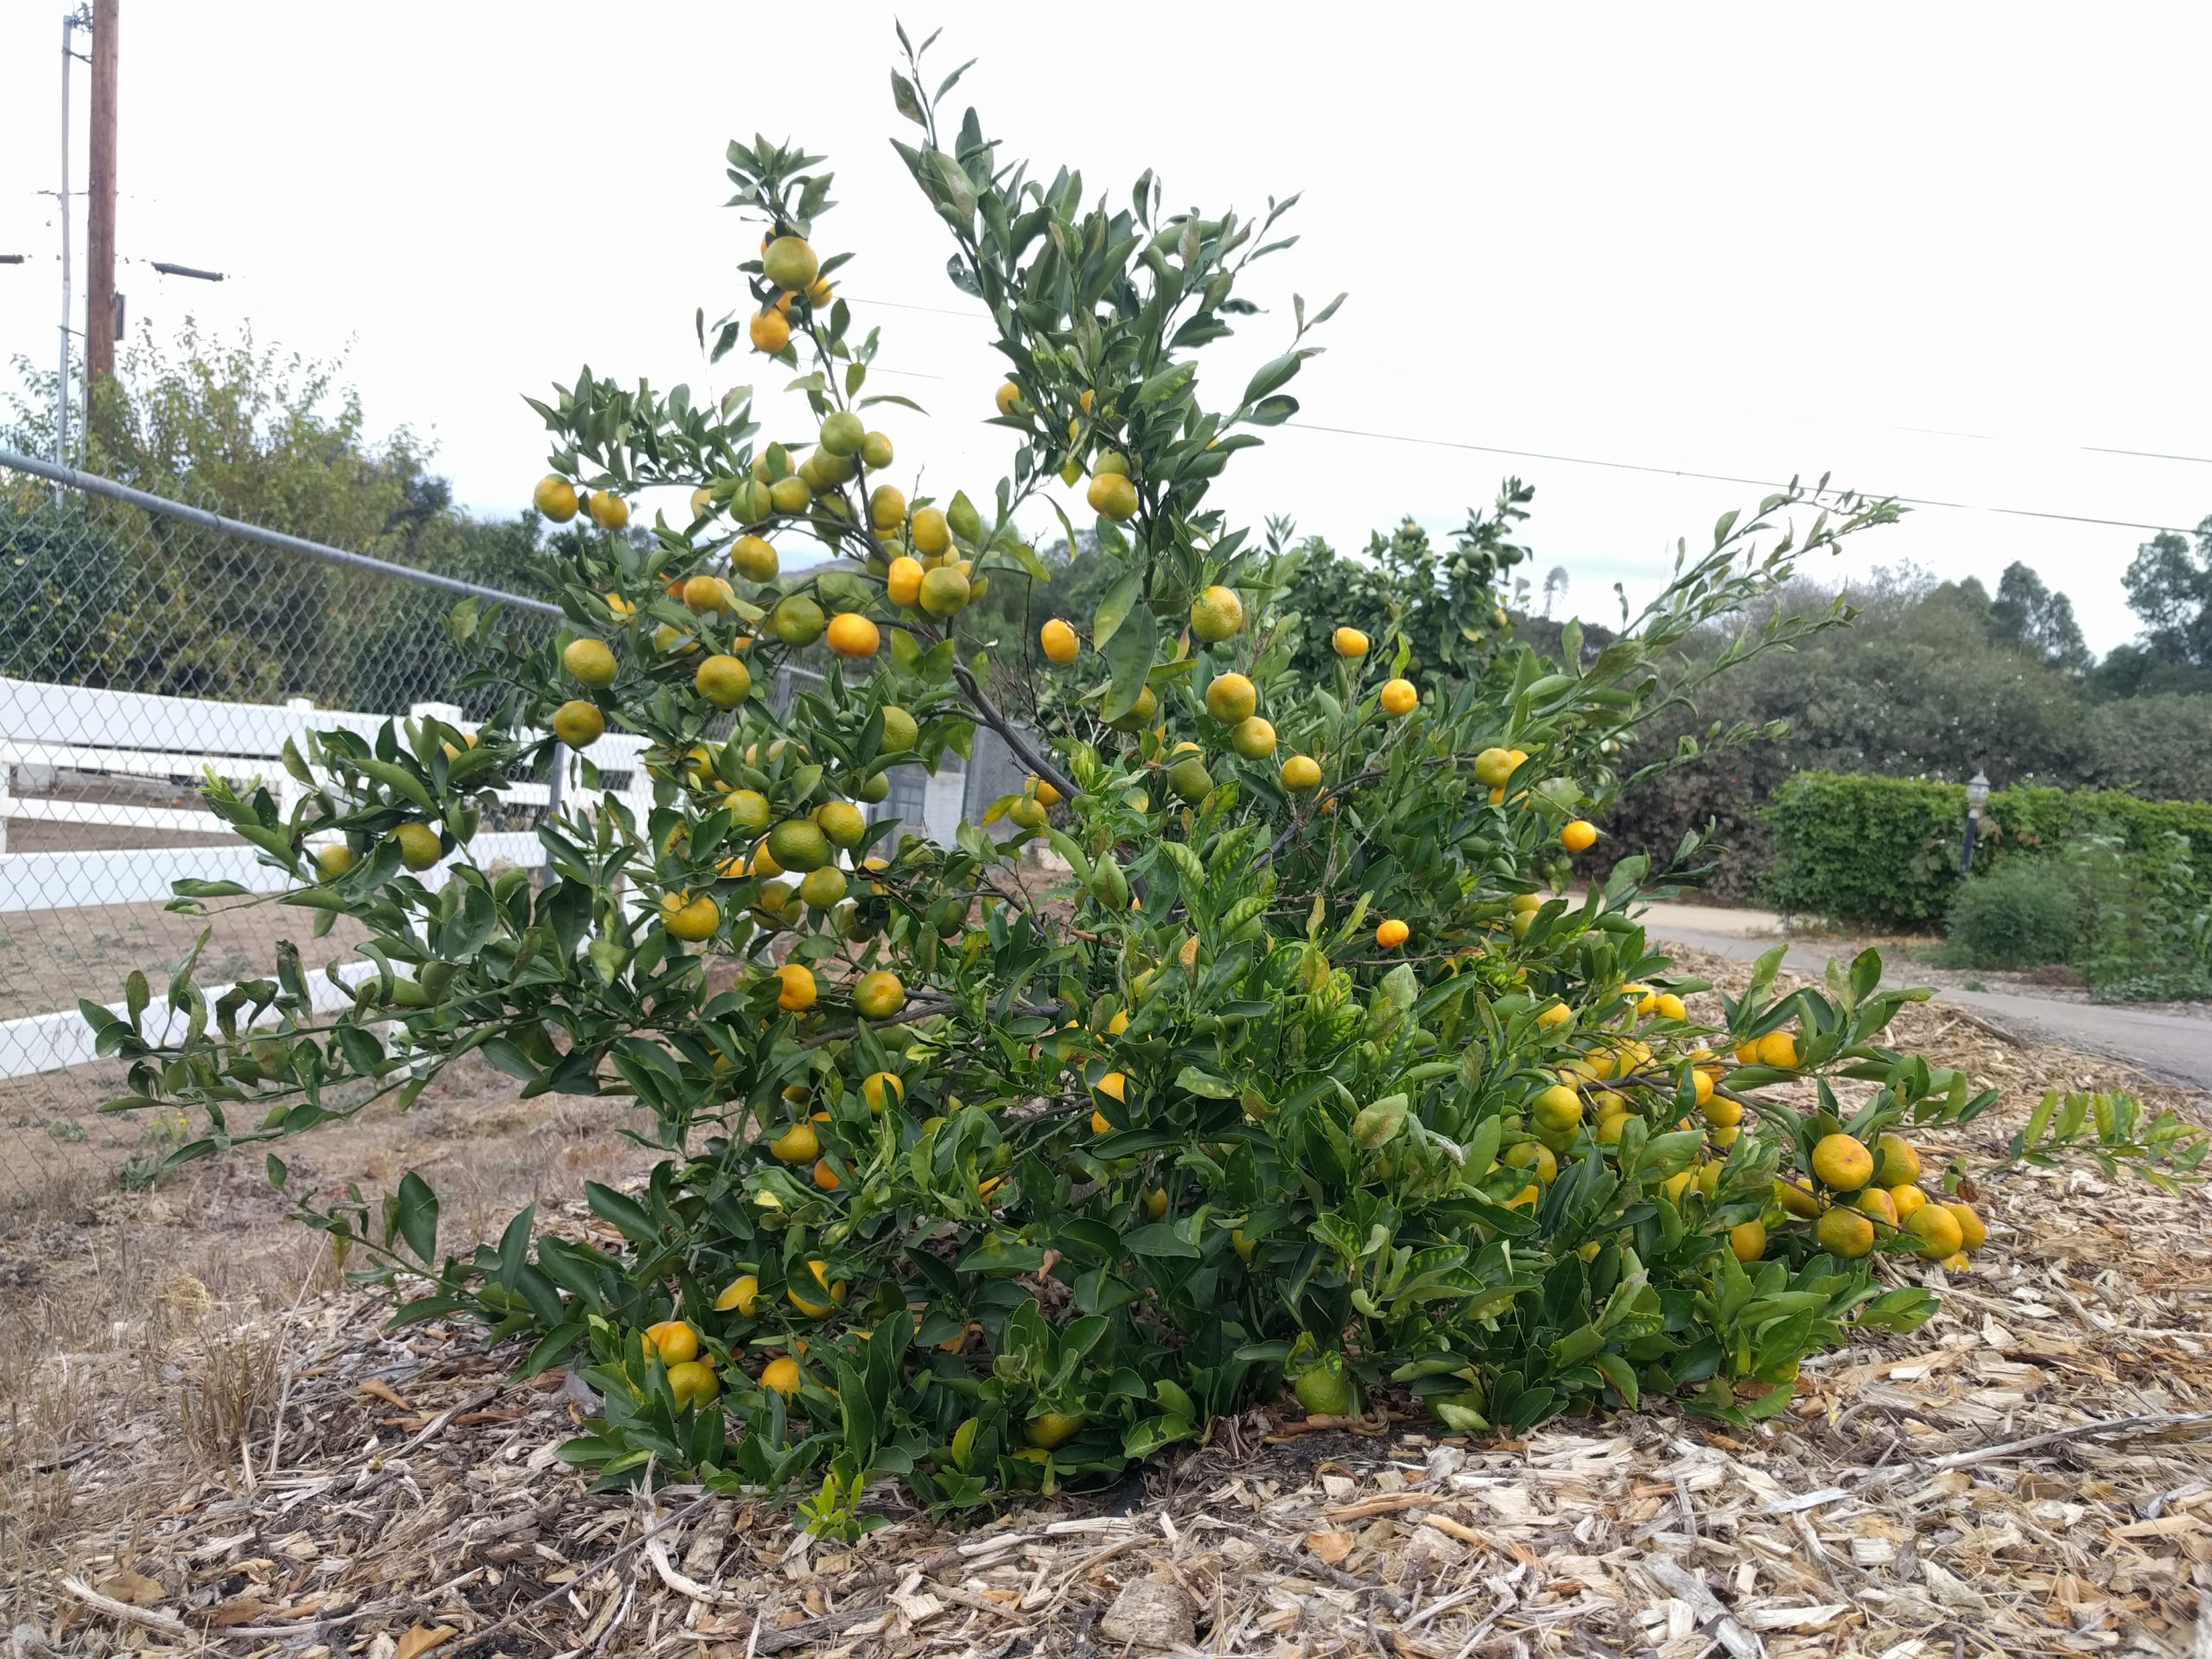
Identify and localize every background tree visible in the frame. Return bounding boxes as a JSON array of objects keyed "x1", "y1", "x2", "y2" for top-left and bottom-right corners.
[
  {"x1": 3, "y1": 326, "x2": 564, "y2": 710},
  {"x1": 2120, "y1": 517, "x2": 2212, "y2": 670},
  {"x1": 1988, "y1": 560, "x2": 2090, "y2": 673}
]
